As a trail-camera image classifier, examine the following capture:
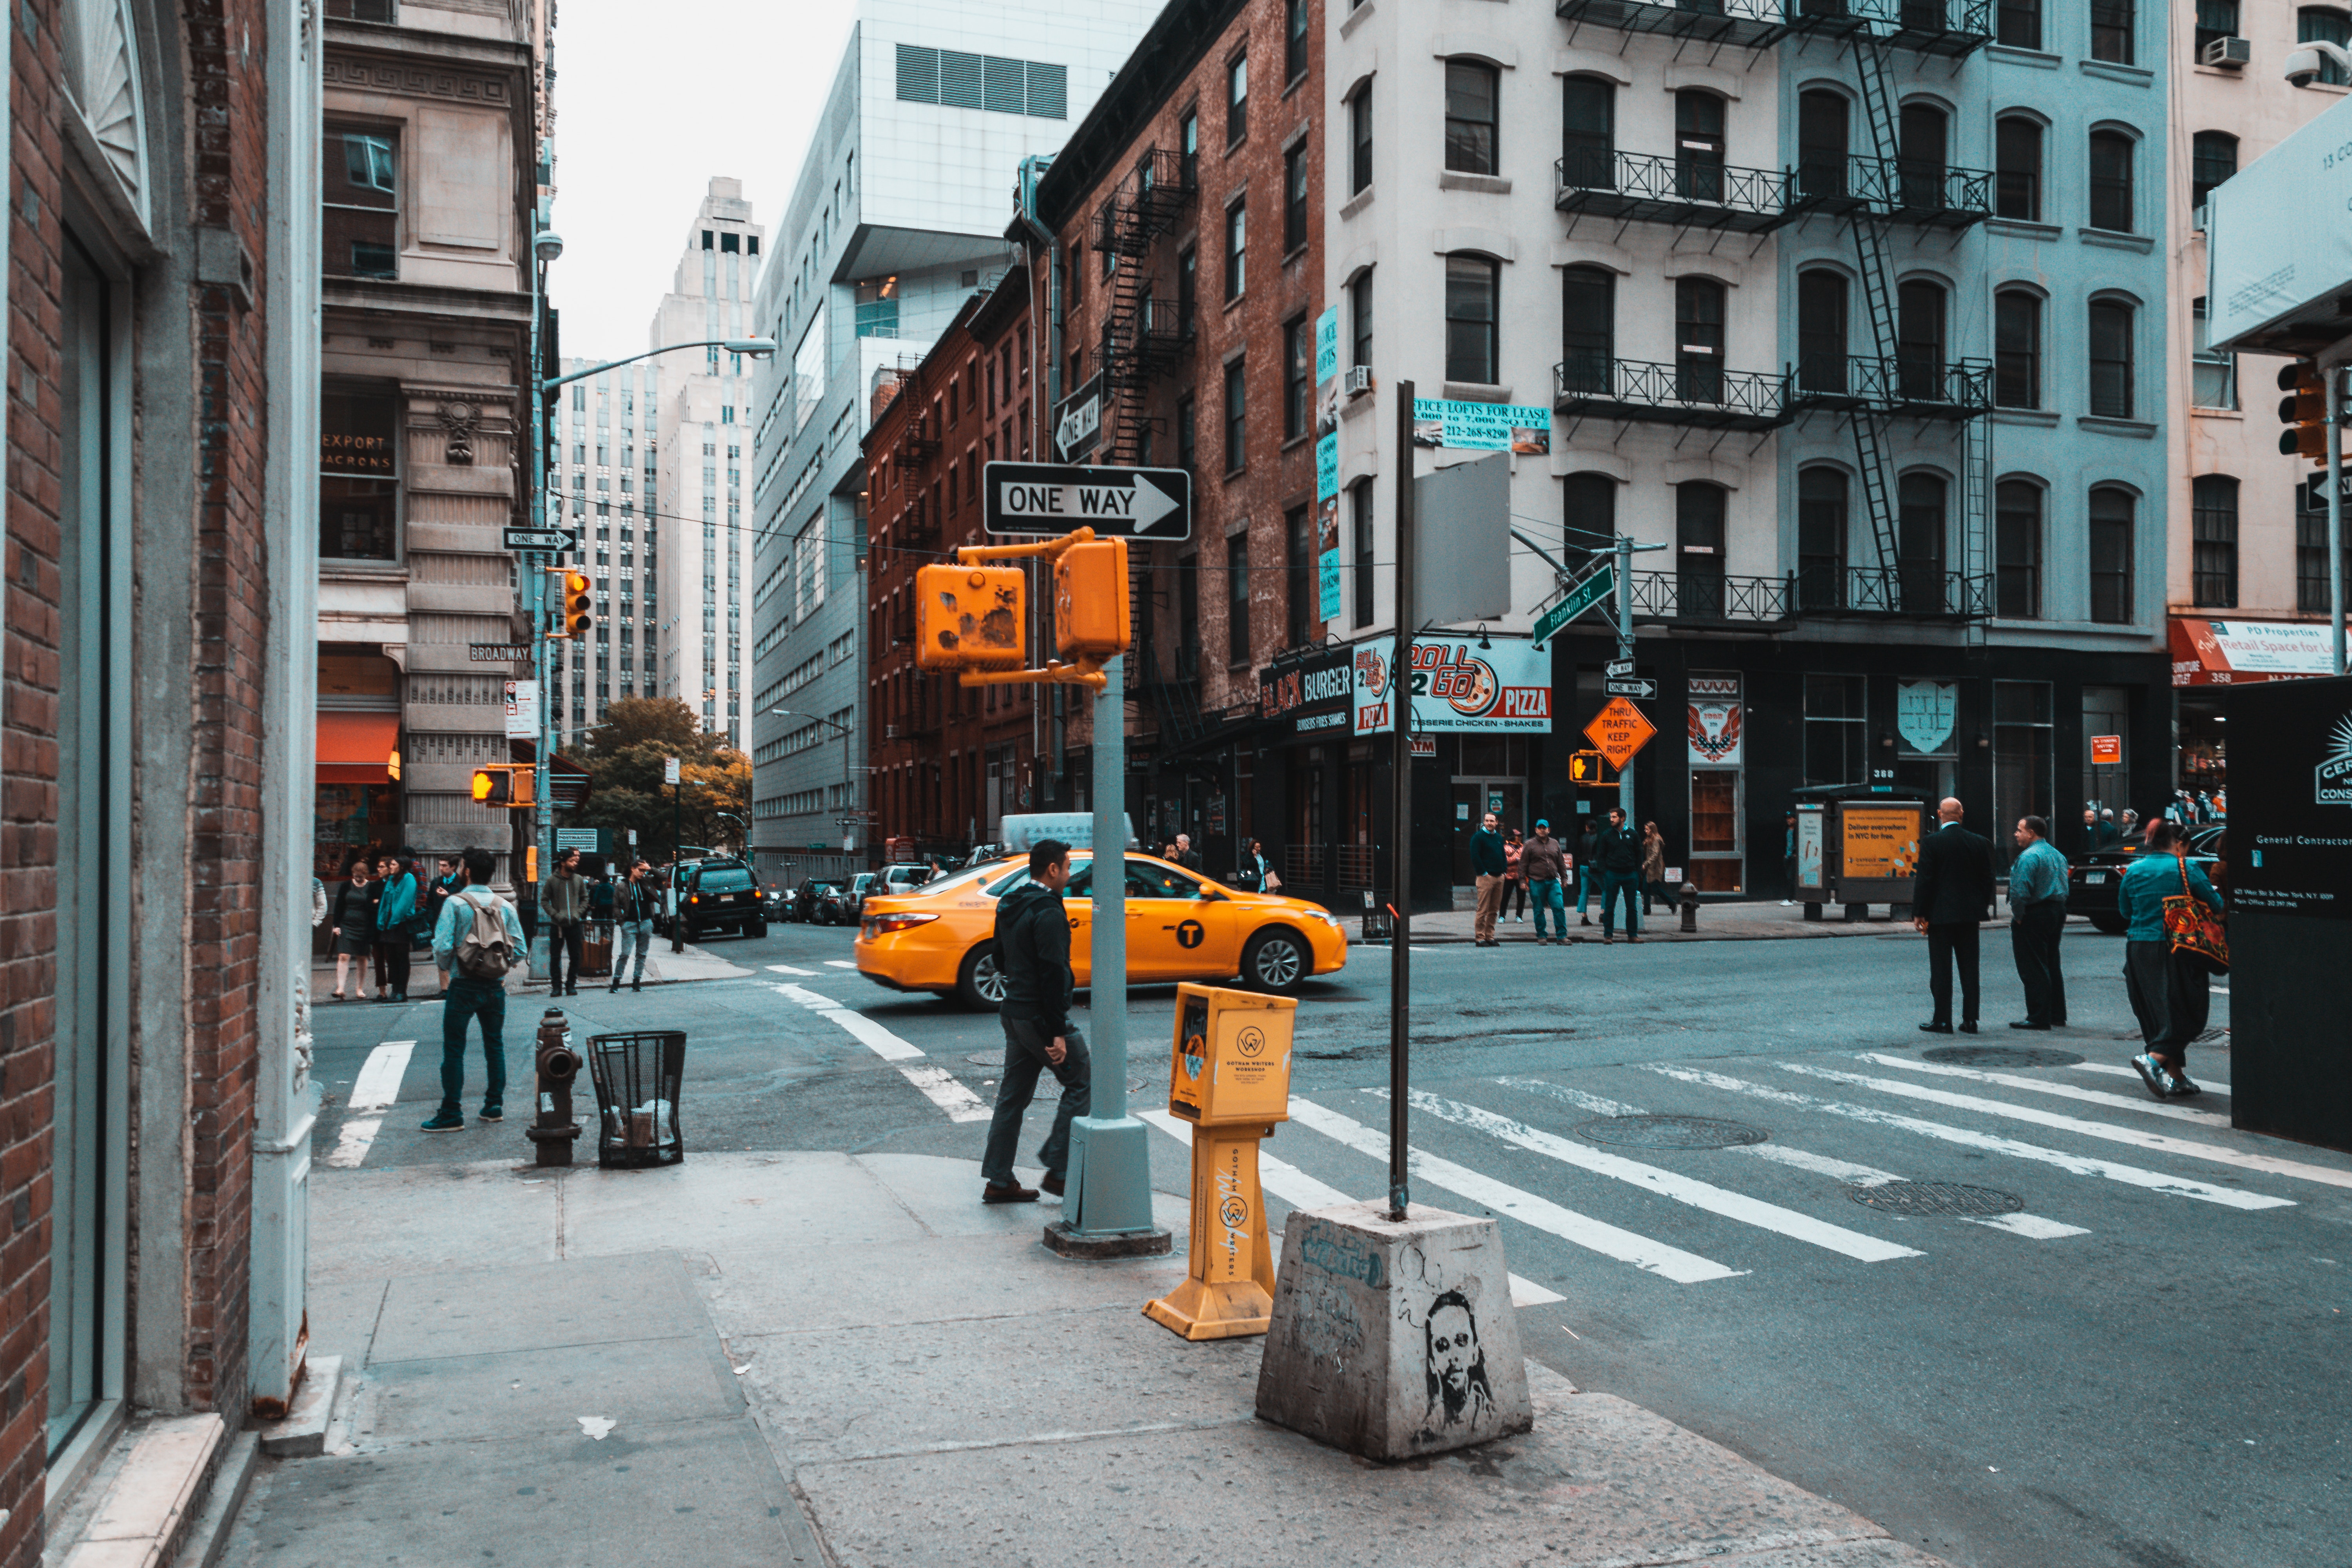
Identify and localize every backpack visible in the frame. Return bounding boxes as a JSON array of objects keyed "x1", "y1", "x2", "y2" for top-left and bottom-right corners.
[{"x1": 454, "y1": 892, "x2": 518, "y2": 980}]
